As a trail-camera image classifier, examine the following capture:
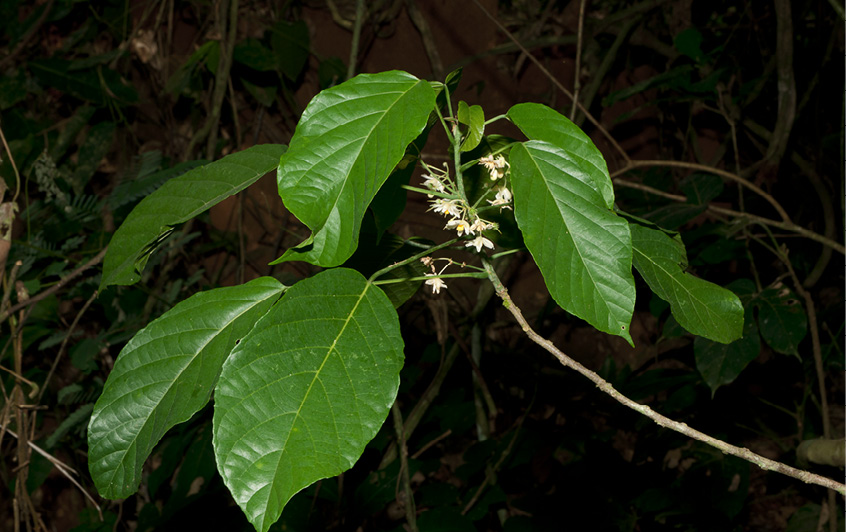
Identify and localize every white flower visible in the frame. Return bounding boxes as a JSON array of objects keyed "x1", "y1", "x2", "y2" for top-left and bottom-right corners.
[
  {"x1": 469, "y1": 218, "x2": 490, "y2": 234},
  {"x1": 465, "y1": 235, "x2": 495, "y2": 253},
  {"x1": 422, "y1": 174, "x2": 446, "y2": 194},
  {"x1": 431, "y1": 198, "x2": 463, "y2": 218},
  {"x1": 479, "y1": 154, "x2": 509, "y2": 180},
  {"x1": 487, "y1": 186, "x2": 513, "y2": 209},
  {"x1": 445, "y1": 218, "x2": 473, "y2": 236},
  {"x1": 425, "y1": 274, "x2": 447, "y2": 294}
]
